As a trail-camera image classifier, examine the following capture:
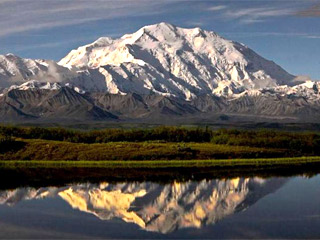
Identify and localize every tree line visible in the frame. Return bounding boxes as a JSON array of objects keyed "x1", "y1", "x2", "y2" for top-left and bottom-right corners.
[
  {"x1": 0, "y1": 126, "x2": 212, "y2": 143},
  {"x1": 1, "y1": 126, "x2": 320, "y2": 154}
]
